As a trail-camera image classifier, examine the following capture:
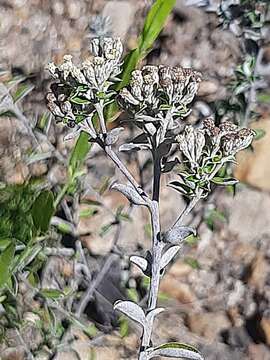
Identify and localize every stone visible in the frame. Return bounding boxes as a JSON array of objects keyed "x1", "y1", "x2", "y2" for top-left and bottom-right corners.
[
  {"x1": 1, "y1": 346, "x2": 25, "y2": 360},
  {"x1": 260, "y1": 317, "x2": 270, "y2": 346},
  {"x1": 186, "y1": 312, "x2": 231, "y2": 341},
  {"x1": 227, "y1": 188, "x2": 270, "y2": 244},
  {"x1": 248, "y1": 344, "x2": 270, "y2": 360},
  {"x1": 248, "y1": 253, "x2": 269, "y2": 292},
  {"x1": 160, "y1": 276, "x2": 196, "y2": 304},
  {"x1": 235, "y1": 118, "x2": 270, "y2": 191}
]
